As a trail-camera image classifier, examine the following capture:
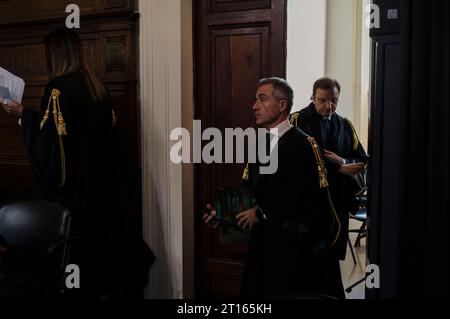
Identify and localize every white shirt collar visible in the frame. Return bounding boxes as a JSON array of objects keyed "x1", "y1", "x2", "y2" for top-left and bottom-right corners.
[{"x1": 269, "y1": 119, "x2": 293, "y2": 138}]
